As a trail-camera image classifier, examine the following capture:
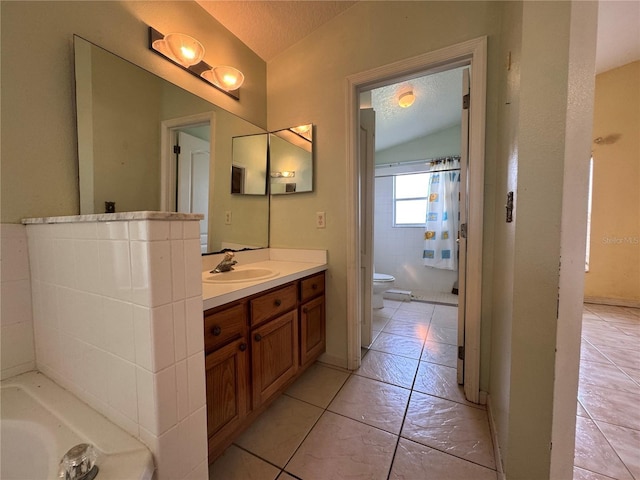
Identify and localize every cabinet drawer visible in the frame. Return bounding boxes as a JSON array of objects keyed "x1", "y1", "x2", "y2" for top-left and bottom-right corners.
[
  {"x1": 250, "y1": 284, "x2": 297, "y2": 327},
  {"x1": 204, "y1": 303, "x2": 246, "y2": 353},
  {"x1": 300, "y1": 272, "x2": 325, "y2": 302}
]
